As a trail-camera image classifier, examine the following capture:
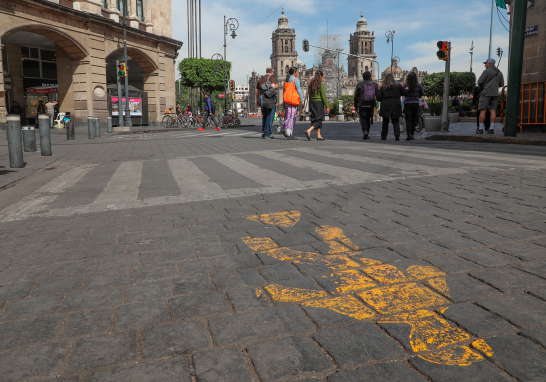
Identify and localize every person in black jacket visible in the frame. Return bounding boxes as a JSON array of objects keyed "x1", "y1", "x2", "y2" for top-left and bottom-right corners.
[
  {"x1": 9, "y1": 101, "x2": 24, "y2": 117},
  {"x1": 353, "y1": 71, "x2": 378, "y2": 140},
  {"x1": 377, "y1": 73, "x2": 407, "y2": 141}
]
